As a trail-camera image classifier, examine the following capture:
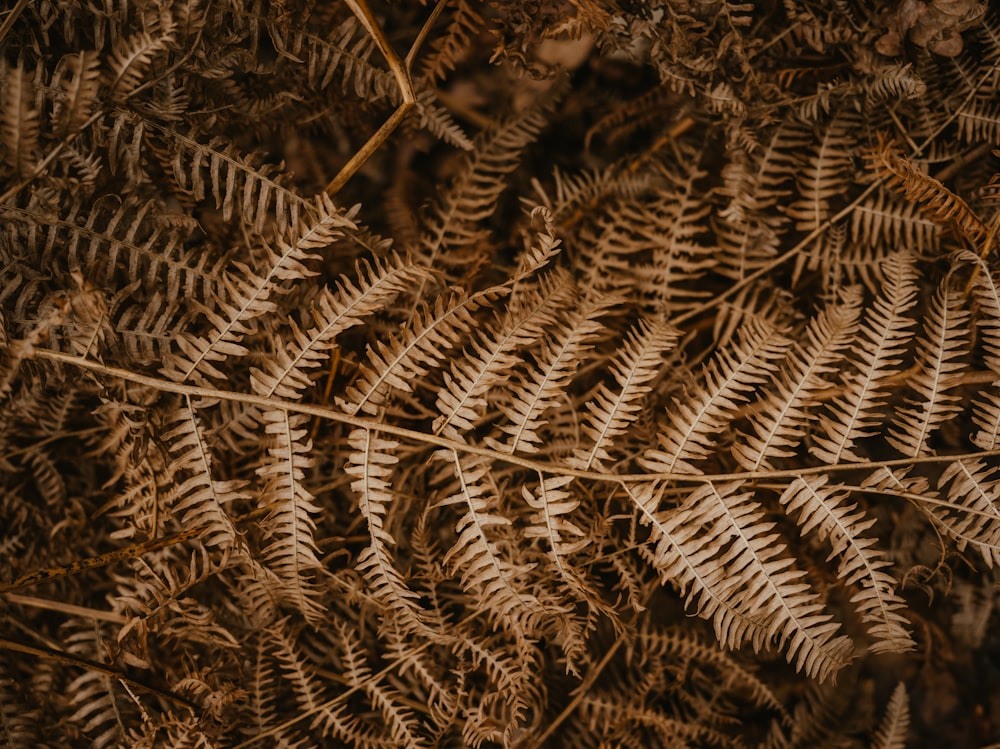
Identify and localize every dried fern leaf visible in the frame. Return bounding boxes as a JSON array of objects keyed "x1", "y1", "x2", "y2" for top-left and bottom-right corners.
[
  {"x1": 0, "y1": 63, "x2": 40, "y2": 178},
  {"x1": 779, "y1": 476, "x2": 914, "y2": 653},
  {"x1": 521, "y1": 470, "x2": 612, "y2": 672},
  {"x1": 0, "y1": 659, "x2": 42, "y2": 747},
  {"x1": 251, "y1": 253, "x2": 427, "y2": 400},
  {"x1": 867, "y1": 135, "x2": 988, "y2": 246},
  {"x1": 52, "y1": 50, "x2": 101, "y2": 138},
  {"x1": 152, "y1": 121, "x2": 304, "y2": 234},
  {"x1": 972, "y1": 391, "x2": 1000, "y2": 449},
  {"x1": 528, "y1": 162, "x2": 655, "y2": 228},
  {"x1": 413, "y1": 84, "x2": 474, "y2": 150},
  {"x1": 343, "y1": 288, "x2": 498, "y2": 417},
  {"x1": 64, "y1": 620, "x2": 129, "y2": 749},
  {"x1": 320, "y1": 622, "x2": 430, "y2": 748},
  {"x1": 511, "y1": 205, "x2": 564, "y2": 286},
  {"x1": 632, "y1": 480, "x2": 854, "y2": 681},
  {"x1": 420, "y1": 0, "x2": 484, "y2": 84},
  {"x1": 421, "y1": 93, "x2": 559, "y2": 269},
  {"x1": 163, "y1": 197, "x2": 354, "y2": 383},
  {"x1": 886, "y1": 280, "x2": 970, "y2": 457},
  {"x1": 957, "y1": 99, "x2": 1000, "y2": 143},
  {"x1": 811, "y1": 254, "x2": 918, "y2": 464},
  {"x1": 457, "y1": 632, "x2": 540, "y2": 746},
  {"x1": 437, "y1": 450, "x2": 540, "y2": 638},
  {"x1": 6, "y1": 196, "x2": 220, "y2": 298},
  {"x1": 643, "y1": 317, "x2": 790, "y2": 476},
  {"x1": 486, "y1": 294, "x2": 616, "y2": 455},
  {"x1": 272, "y1": 15, "x2": 390, "y2": 98},
  {"x1": 849, "y1": 188, "x2": 940, "y2": 257},
  {"x1": 265, "y1": 619, "x2": 330, "y2": 718},
  {"x1": 107, "y1": 28, "x2": 176, "y2": 105},
  {"x1": 522, "y1": 473, "x2": 588, "y2": 562},
  {"x1": 256, "y1": 410, "x2": 325, "y2": 622},
  {"x1": 786, "y1": 114, "x2": 856, "y2": 235},
  {"x1": 346, "y1": 426, "x2": 430, "y2": 637},
  {"x1": 570, "y1": 318, "x2": 677, "y2": 471},
  {"x1": 434, "y1": 269, "x2": 574, "y2": 437},
  {"x1": 955, "y1": 249, "x2": 1000, "y2": 377},
  {"x1": 160, "y1": 396, "x2": 245, "y2": 552},
  {"x1": 936, "y1": 459, "x2": 1000, "y2": 568},
  {"x1": 870, "y1": 682, "x2": 909, "y2": 749},
  {"x1": 733, "y1": 292, "x2": 860, "y2": 471},
  {"x1": 631, "y1": 187, "x2": 718, "y2": 312},
  {"x1": 635, "y1": 623, "x2": 791, "y2": 723}
]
